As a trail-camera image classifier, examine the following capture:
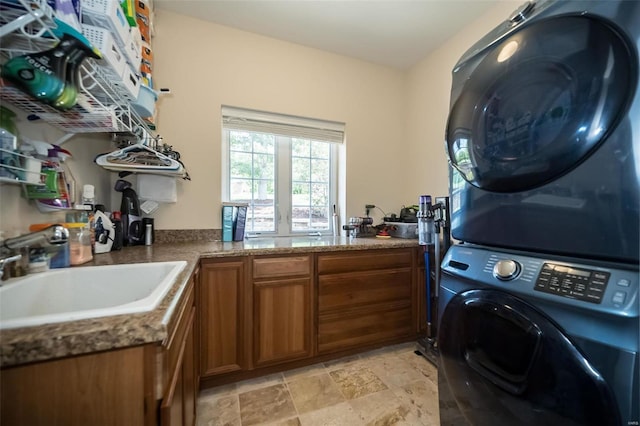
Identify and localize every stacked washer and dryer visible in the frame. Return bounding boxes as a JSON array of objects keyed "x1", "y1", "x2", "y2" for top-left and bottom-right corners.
[{"x1": 437, "y1": 1, "x2": 639, "y2": 425}]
